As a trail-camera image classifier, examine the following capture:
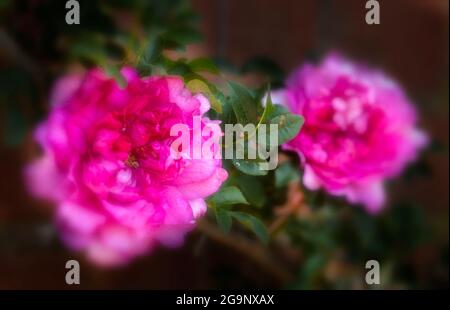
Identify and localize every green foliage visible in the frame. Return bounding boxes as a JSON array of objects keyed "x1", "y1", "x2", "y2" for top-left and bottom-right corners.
[
  {"x1": 240, "y1": 57, "x2": 285, "y2": 87},
  {"x1": 103, "y1": 63, "x2": 127, "y2": 89},
  {"x1": 284, "y1": 201, "x2": 433, "y2": 289},
  {"x1": 269, "y1": 114, "x2": 304, "y2": 145},
  {"x1": 210, "y1": 186, "x2": 249, "y2": 206},
  {"x1": 235, "y1": 173, "x2": 267, "y2": 208},
  {"x1": 0, "y1": 0, "x2": 203, "y2": 146},
  {"x1": 262, "y1": 93, "x2": 304, "y2": 146},
  {"x1": 186, "y1": 79, "x2": 222, "y2": 113},
  {"x1": 231, "y1": 158, "x2": 269, "y2": 176},
  {"x1": 224, "y1": 87, "x2": 304, "y2": 176},
  {"x1": 228, "y1": 82, "x2": 259, "y2": 125},
  {"x1": 209, "y1": 186, "x2": 268, "y2": 244},
  {"x1": 188, "y1": 57, "x2": 219, "y2": 74},
  {"x1": 214, "y1": 206, "x2": 232, "y2": 233},
  {"x1": 289, "y1": 253, "x2": 327, "y2": 289}
]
